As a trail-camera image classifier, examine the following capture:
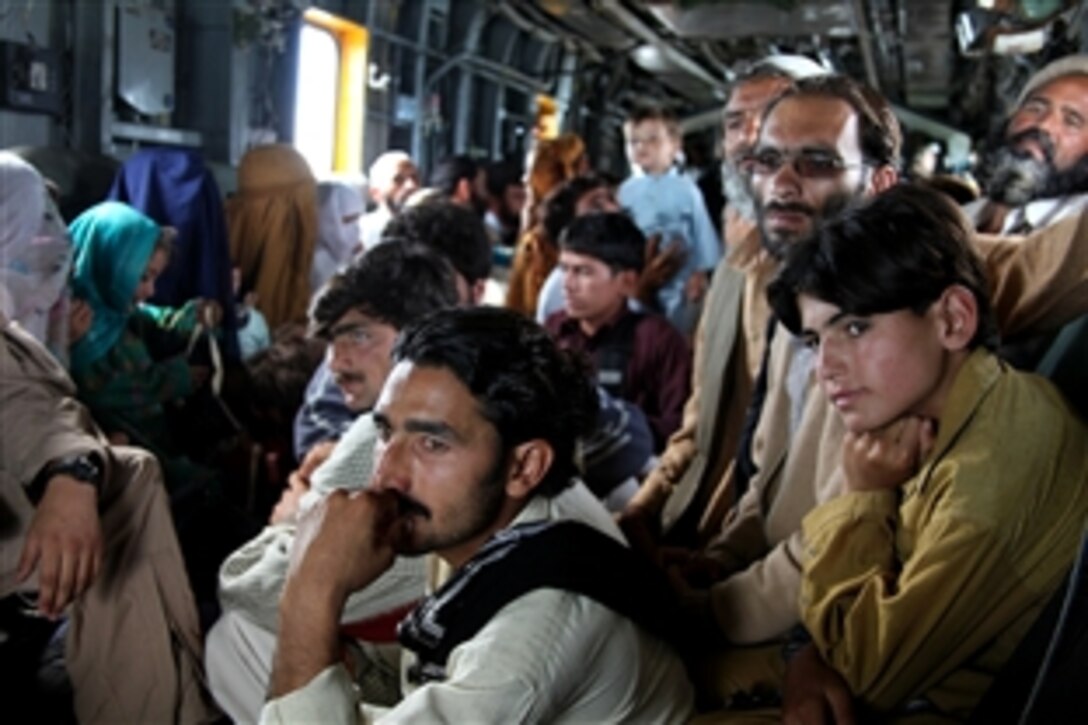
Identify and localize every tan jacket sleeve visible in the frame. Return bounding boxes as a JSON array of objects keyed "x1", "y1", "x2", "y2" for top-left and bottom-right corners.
[
  {"x1": 706, "y1": 528, "x2": 805, "y2": 645},
  {"x1": 801, "y1": 490, "x2": 1012, "y2": 712},
  {"x1": 629, "y1": 253, "x2": 749, "y2": 526},
  {"x1": 976, "y1": 212, "x2": 1088, "y2": 336},
  {"x1": 1, "y1": 324, "x2": 108, "y2": 488},
  {"x1": 2, "y1": 323, "x2": 110, "y2": 594},
  {"x1": 701, "y1": 341, "x2": 846, "y2": 645},
  {"x1": 703, "y1": 472, "x2": 770, "y2": 573}
]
